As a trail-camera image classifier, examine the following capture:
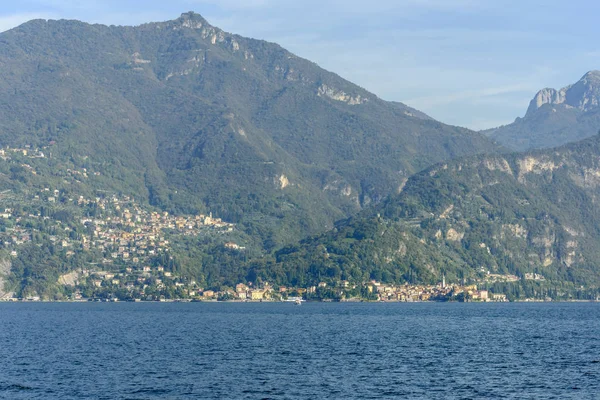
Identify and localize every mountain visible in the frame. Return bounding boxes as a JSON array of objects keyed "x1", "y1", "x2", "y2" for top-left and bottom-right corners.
[
  {"x1": 485, "y1": 71, "x2": 600, "y2": 151},
  {"x1": 0, "y1": 12, "x2": 500, "y2": 251},
  {"x1": 256, "y1": 134, "x2": 600, "y2": 293}
]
